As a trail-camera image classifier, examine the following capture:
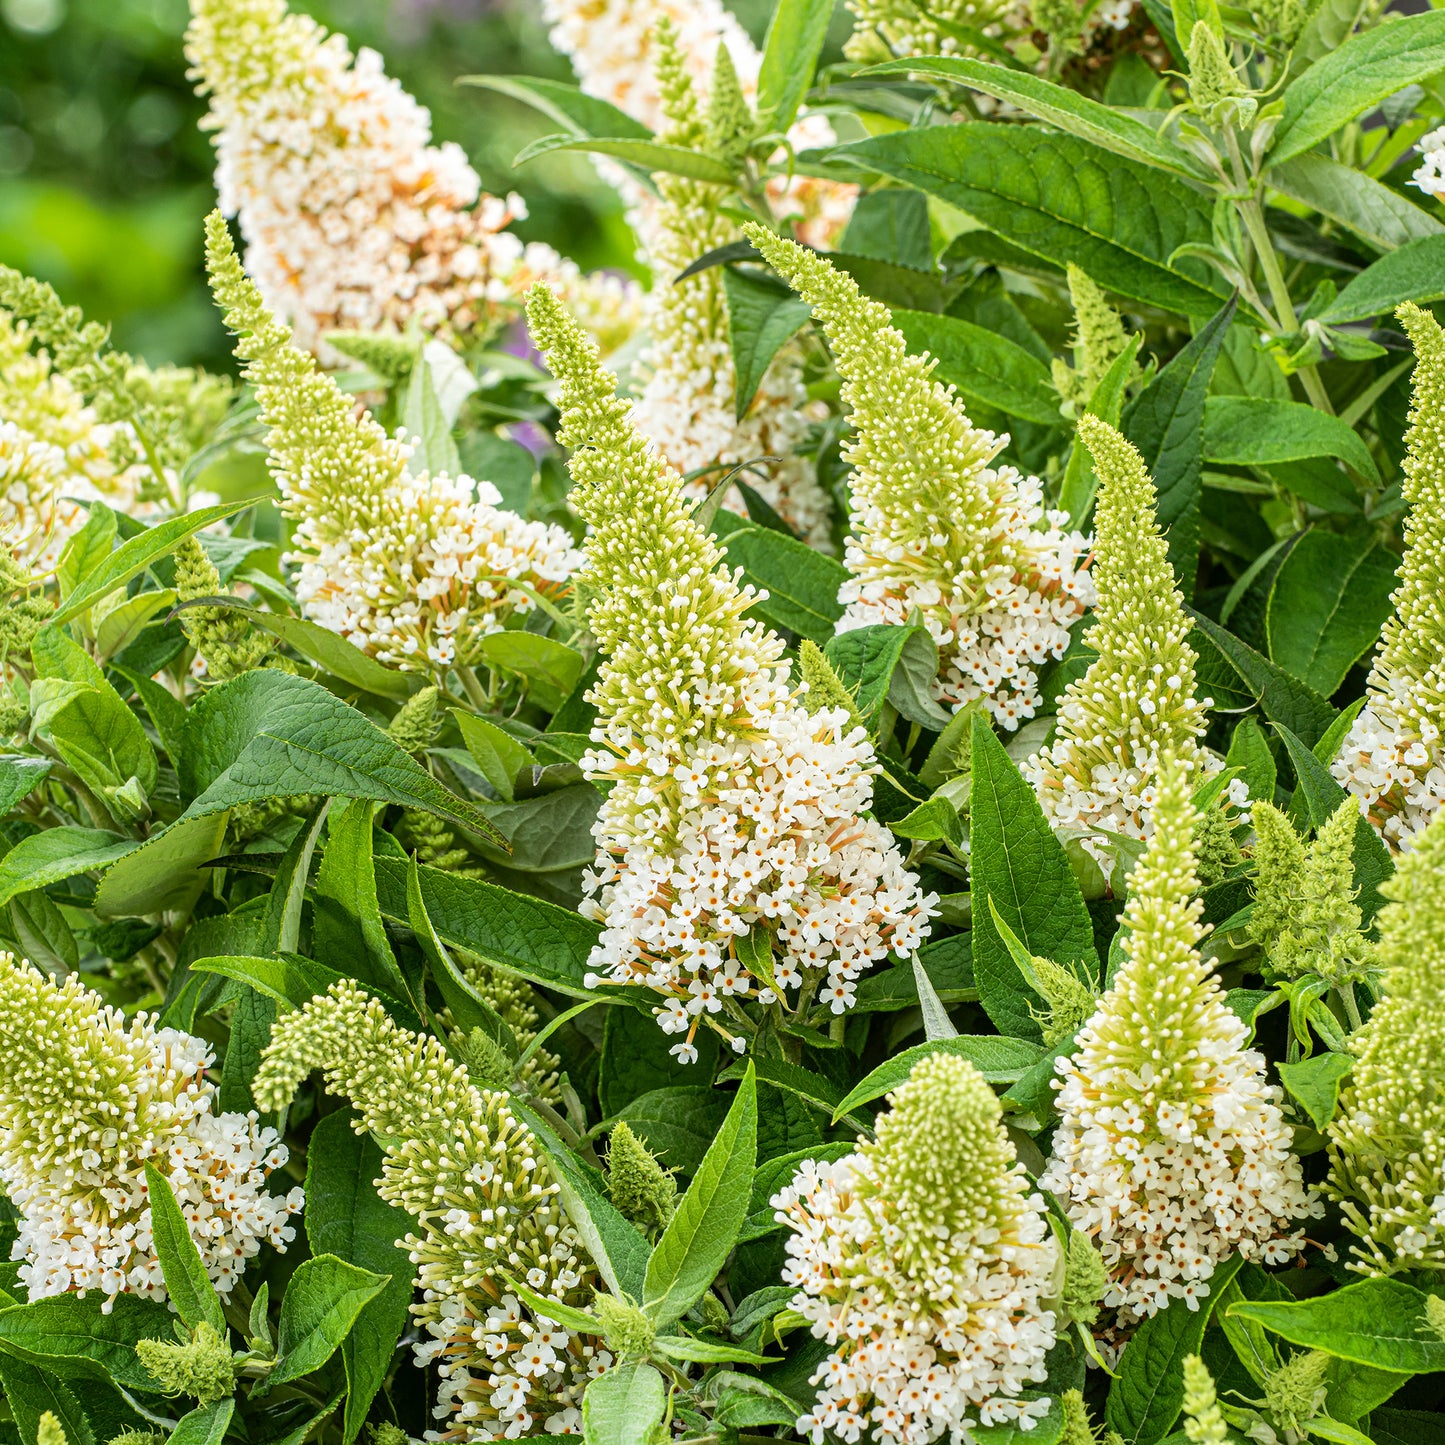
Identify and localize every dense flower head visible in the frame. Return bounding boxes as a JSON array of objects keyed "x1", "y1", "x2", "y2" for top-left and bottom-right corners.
[
  {"x1": 540, "y1": 0, "x2": 855, "y2": 251},
  {"x1": 1332, "y1": 303, "x2": 1445, "y2": 851},
  {"x1": 528, "y1": 284, "x2": 934, "y2": 1060},
  {"x1": 0, "y1": 953, "x2": 301, "y2": 1311},
  {"x1": 1023, "y1": 415, "x2": 1214, "y2": 860},
  {"x1": 773, "y1": 1052, "x2": 1059, "y2": 1442},
  {"x1": 186, "y1": 0, "x2": 640, "y2": 356},
  {"x1": 747, "y1": 227, "x2": 1093, "y2": 728},
  {"x1": 1040, "y1": 759, "x2": 1319, "y2": 1321},
  {"x1": 1328, "y1": 805, "x2": 1445, "y2": 1274},
  {"x1": 206, "y1": 212, "x2": 583, "y2": 674},
  {"x1": 255, "y1": 981, "x2": 608, "y2": 1438},
  {"x1": 625, "y1": 32, "x2": 832, "y2": 545}
]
